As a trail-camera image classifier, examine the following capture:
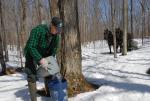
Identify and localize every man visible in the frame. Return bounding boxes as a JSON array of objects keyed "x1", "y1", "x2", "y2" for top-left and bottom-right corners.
[{"x1": 24, "y1": 17, "x2": 62, "y2": 101}]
